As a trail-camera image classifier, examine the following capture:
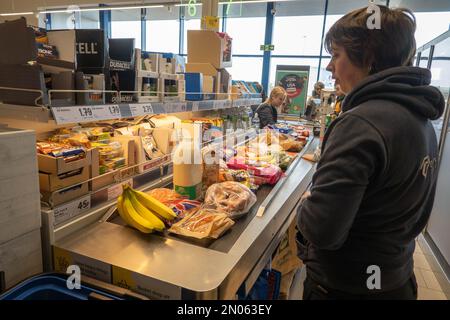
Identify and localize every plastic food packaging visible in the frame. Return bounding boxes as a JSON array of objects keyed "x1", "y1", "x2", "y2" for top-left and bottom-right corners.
[
  {"x1": 168, "y1": 207, "x2": 234, "y2": 239},
  {"x1": 227, "y1": 157, "x2": 284, "y2": 185},
  {"x1": 146, "y1": 188, "x2": 201, "y2": 219},
  {"x1": 203, "y1": 181, "x2": 257, "y2": 219},
  {"x1": 280, "y1": 139, "x2": 304, "y2": 152}
]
